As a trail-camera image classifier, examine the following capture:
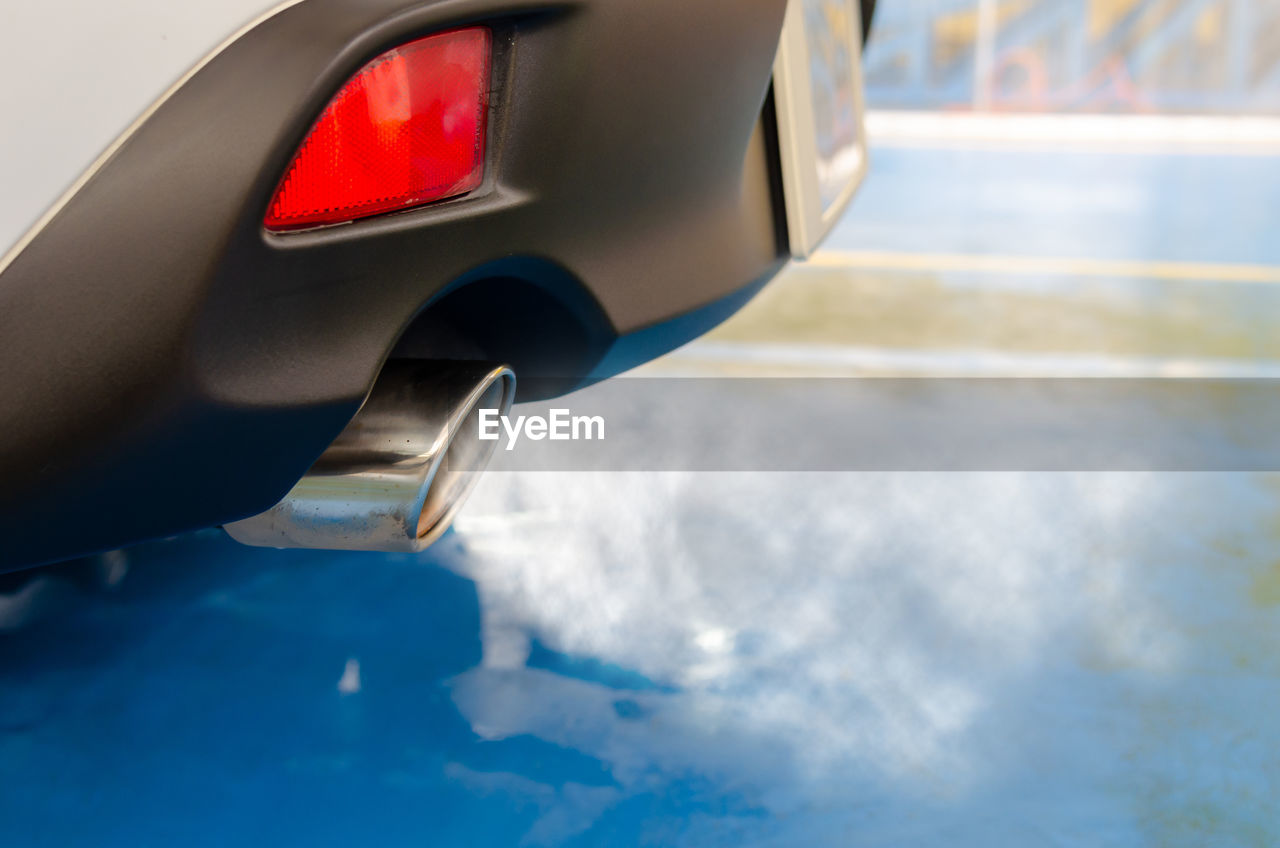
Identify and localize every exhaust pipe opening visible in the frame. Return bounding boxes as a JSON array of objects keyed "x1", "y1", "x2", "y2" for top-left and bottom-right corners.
[
  {"x1": 225, "y1": 360, "x2": 515, "y2": 553},
  {"x1": 415, "y1": 374, "x2": 507, "y2": 544}
]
